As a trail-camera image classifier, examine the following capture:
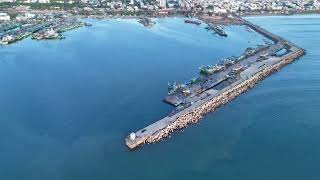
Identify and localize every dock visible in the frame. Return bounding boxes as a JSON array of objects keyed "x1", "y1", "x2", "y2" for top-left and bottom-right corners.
[
  {"x1": 138, "y1": 17, "x2": 155, "y2": 28},
  {"x1": 125, "y1": 17, "x2": 305, "y2": 150}
]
